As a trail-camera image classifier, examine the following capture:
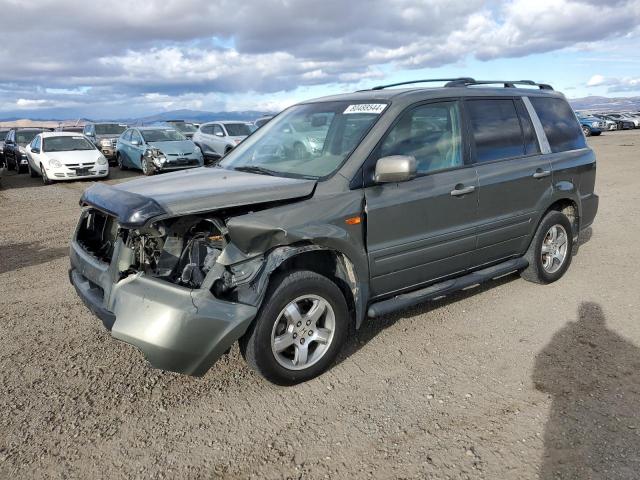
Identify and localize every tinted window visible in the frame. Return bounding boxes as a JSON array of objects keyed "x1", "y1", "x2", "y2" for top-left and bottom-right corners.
[
  {"x1": 529, "y1": 97, "x2": 586, "y2": 153},
  {"x1": 379, "y1": 101, "x2": 463, "y2": 174},
  {"x1": 95, "y1": 124, "x2": 126, "y2": 135},
  {"x1": 16, "y1": 130, "x2": 39, "y2": 145},
  {"x1": 515, "y1": 99, "x2": 540, "y2": 155},
  {"x1": 223, "y1": 123, "x2": 252, "y2": 137},
  {"x1": 140, "y1": 129, "x2": 185, "y2": 142},
  {"x1": 467, "y1": 99, "x2": 524, "y2": 163}
]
